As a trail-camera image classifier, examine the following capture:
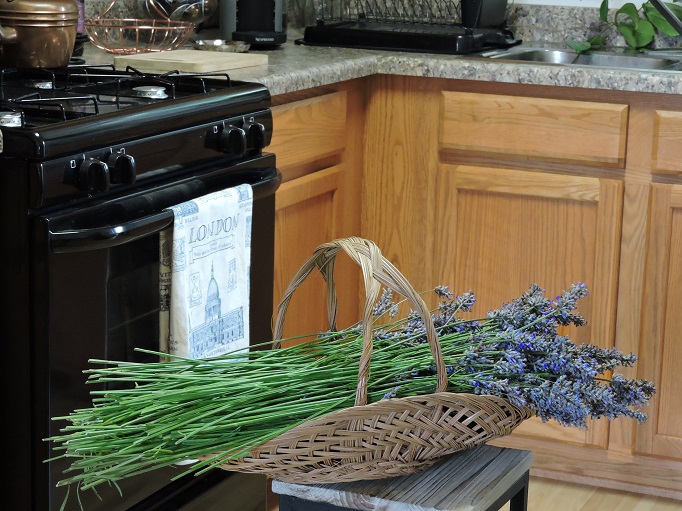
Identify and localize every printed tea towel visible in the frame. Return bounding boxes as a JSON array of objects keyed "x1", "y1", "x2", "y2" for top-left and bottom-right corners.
[{"x1": 159, "y1": 185, "x2": 253, "y2": 359}]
